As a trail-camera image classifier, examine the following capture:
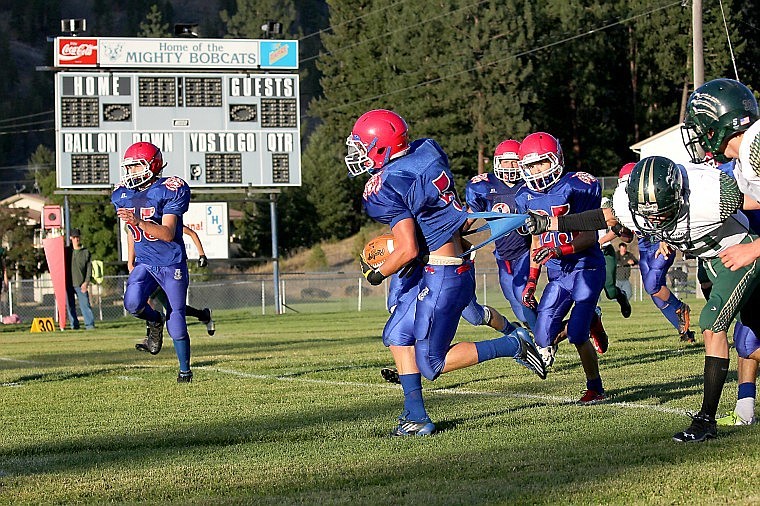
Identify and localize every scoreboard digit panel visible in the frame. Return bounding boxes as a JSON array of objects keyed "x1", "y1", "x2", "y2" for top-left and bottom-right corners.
[{"x1": 56, "y1": 72, "x2": 301, "y2": 188}]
